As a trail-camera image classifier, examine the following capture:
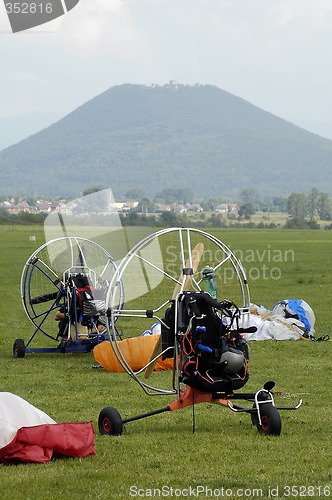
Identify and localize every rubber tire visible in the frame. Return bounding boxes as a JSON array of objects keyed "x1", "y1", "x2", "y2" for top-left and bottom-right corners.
[
  {"x1": 252, "y1": 403, "x2": 282, "y2": 436},
  {"x1": 98, "y1": 406, "x2": 123, "y2": 435},
  {"x1": 13, "y1": 339, "x2": 26, "y2": 358}
]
